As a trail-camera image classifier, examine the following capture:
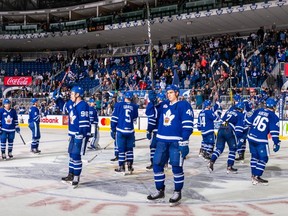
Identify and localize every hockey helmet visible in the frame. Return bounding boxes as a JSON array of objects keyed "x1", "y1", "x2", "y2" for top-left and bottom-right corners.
[
  {"x1": 233, "y1": 94, "x2": 241, "y2": 102},
  {"x1": 124, "y1": 92, "x2": 133, "y2": 100},
  {"x1": 3, "y1": 99, "x2": 11, "y2": 104},
  {"x1": 203, "y1": 100, "x2": 212, "y2": 108},
  {"x1": 266, "y1": 97, "x2": 277, "y2": 109},
  {"x1": 88, "y1": 98, "x2": 95, "y2": 103},
  {"x1": 166, "y1": 85, "x2": 179, "y2": 93},
  {"x1": 71, "y1": 86, "x2": 84, "y2": 97},
  {"x1": 235, "y1": 102, "x2": 244, "y2": 110},
  {"x1": 31, "y1": 98, "x2": 38, "y2": 104}
]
